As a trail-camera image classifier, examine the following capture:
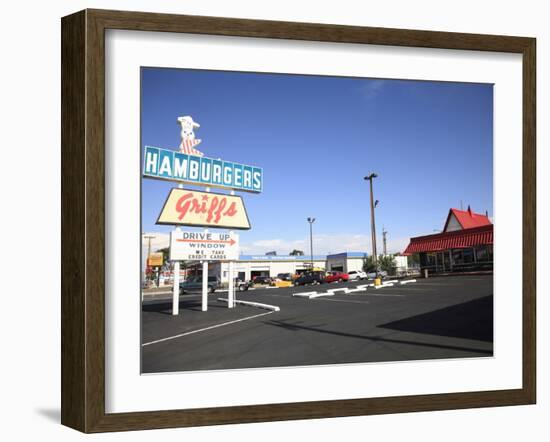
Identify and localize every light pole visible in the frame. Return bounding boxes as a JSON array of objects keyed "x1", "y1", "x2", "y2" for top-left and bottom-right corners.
[
  {"x1": 307, "y1": 217, "x2": 316, "y2": 271},
  {"x1": 364, "y1": 173, "x2": 378, "y2": 272}
]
